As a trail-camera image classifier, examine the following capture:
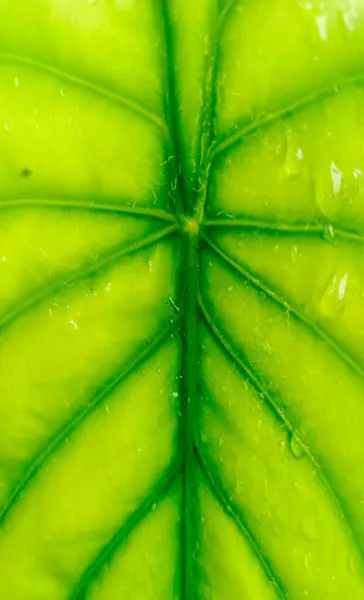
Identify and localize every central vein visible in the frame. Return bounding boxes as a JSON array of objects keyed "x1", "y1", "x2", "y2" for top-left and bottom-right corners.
[
  {"x1": 180, "y1": 226, "x2": 200, "y2": 598},
  {"x1": 158, "y1": 0, "x2": 221, "y2": 596}
]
